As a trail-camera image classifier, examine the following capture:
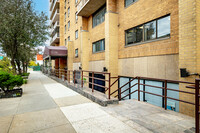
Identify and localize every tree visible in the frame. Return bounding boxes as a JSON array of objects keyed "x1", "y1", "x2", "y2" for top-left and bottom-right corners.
[
  {"x1": 0, "y1": 0, "x2": 49, "y2": 74},
  {"x1": 29, "y1": 61, "x2": 37, "y2": 67},
  {"x1": 0, "y1": 57, "x2": 13, "y2": 73}
]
